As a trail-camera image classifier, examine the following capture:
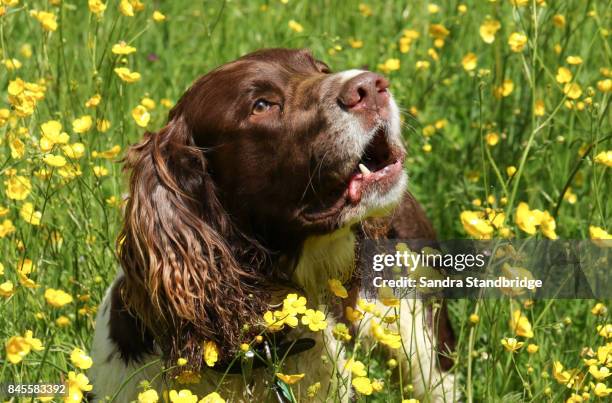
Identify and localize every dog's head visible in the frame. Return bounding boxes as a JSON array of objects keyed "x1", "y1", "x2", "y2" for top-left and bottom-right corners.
[
  {"x1": 118, "y1": 48, "x2": 407, "y2": 362},
  {"x1": 173, "y1": 48, "x2": 406, "y2": 240}
]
